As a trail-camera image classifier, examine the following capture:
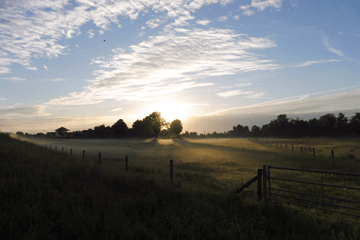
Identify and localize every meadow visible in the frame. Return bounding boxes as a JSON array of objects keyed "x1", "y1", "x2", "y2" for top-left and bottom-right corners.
[{"x1": 2, "y1": 134, "x2": 360, "y2": 239}]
